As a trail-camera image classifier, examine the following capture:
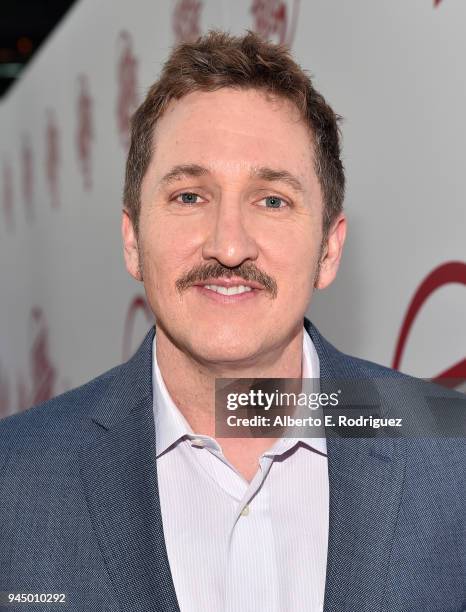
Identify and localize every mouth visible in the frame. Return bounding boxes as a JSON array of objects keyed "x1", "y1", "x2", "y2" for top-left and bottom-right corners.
[{"x1": 192, "y1": 277, "x2": 264, "y2": 303}]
